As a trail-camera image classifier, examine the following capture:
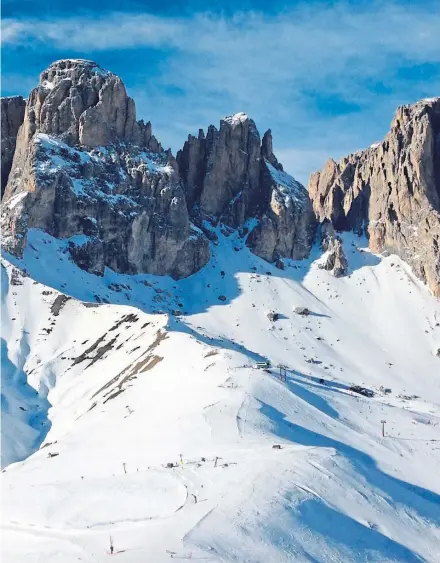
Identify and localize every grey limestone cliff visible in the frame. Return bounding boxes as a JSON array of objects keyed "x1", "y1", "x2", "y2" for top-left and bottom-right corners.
[
  {"x1": 1, "y1": 59, "x2": 208, "y2": 279},
  {"x1": 178, "y1": 113, "x2": 315, "y2": 262},
  {"x1": 1, "y1": 96, "x2": 26, "y2": 196},
  {"x1": 2, "y1": 60, "x2": 317, "y2": 280},
  {"x1": 308, "y1": 97, "x2": 440, "y2": 296}
]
